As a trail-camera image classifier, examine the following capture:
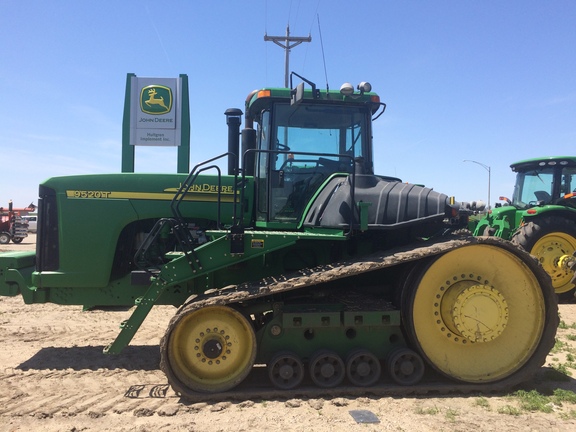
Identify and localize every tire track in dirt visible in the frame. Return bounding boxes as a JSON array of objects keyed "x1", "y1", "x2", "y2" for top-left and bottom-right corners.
[
  {"x1": 0, "y1": 365, "x2": 177, "y2": 417},
  {"x1": 0, "y1": 295, "x2": 178, "y2": 418}
]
